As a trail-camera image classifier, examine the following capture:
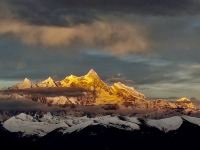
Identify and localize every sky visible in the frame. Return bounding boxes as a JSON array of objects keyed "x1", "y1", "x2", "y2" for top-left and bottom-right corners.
[{"x1": 0, "y1": 0, "x2": 200, "y2": 99}]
